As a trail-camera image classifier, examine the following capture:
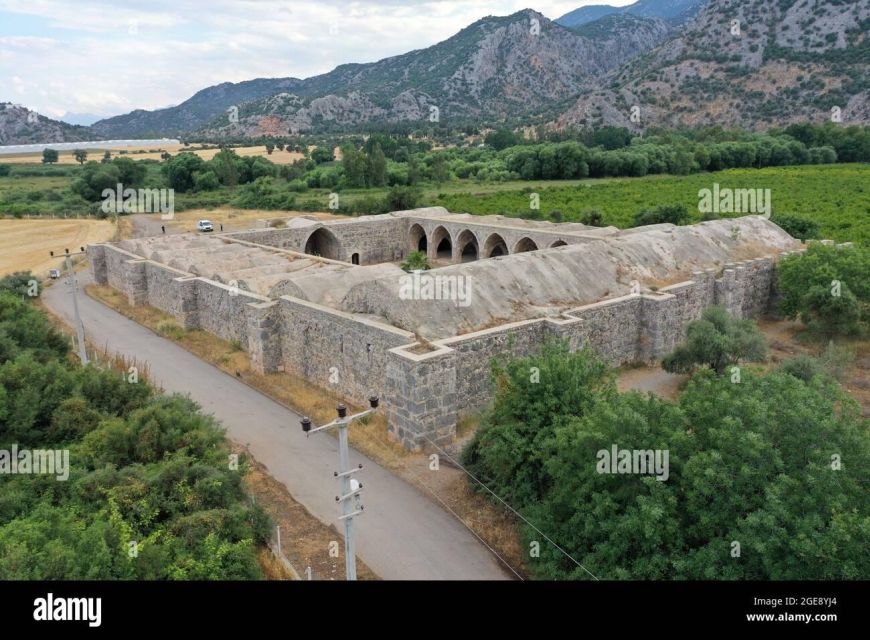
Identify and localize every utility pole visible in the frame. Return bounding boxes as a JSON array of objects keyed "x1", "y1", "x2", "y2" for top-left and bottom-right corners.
[
  {"x1": 301, "y1": 396, "x2": 379, "y2": 581},
  {"x1": 50, "y1": 247, "x2": 88, "y2": 365}
]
